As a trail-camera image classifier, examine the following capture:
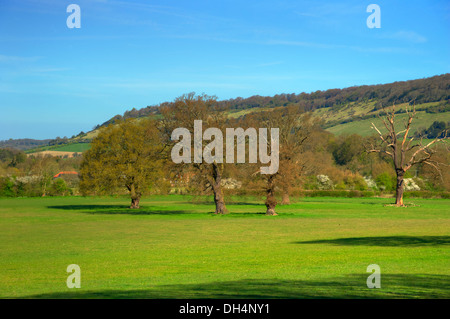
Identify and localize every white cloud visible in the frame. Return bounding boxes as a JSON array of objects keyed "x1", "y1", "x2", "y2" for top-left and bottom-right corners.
[
  {"x1": 0, "y1": 55, "x2": 41, "y2": 63},
  {"x1": 380, "y1": 31, "x2": 427, "y2": 44}
]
